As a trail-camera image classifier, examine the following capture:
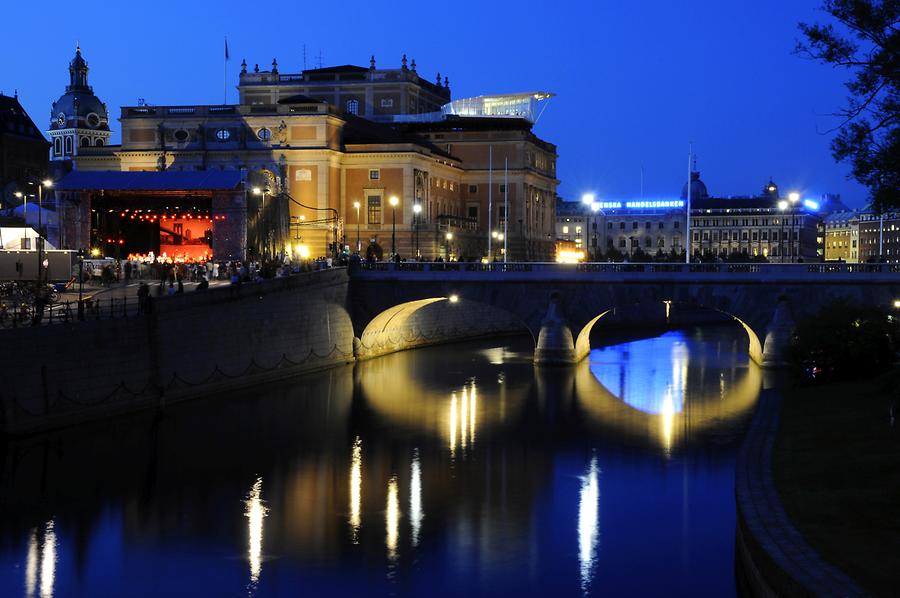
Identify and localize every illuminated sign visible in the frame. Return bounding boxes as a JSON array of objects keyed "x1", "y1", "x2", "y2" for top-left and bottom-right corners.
[
  {"x1": 594, "y1": 200, "x2": 685, "y2": 210},
  {"x1": 803, "y1": 199, "x2": 820, "y2": 211}
]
